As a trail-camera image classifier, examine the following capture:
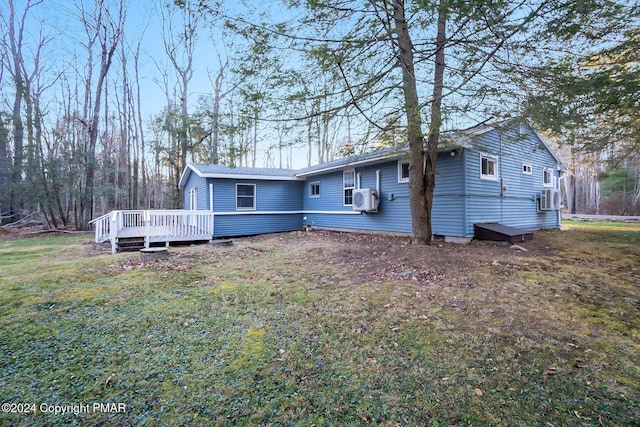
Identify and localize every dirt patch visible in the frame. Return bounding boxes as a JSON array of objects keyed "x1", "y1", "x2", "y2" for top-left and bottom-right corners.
[
  {"x1": 141, "y1": 229, "x2": 559, "y2": 288},
  {"x1": 244, "y1": 230, "x2": 556, "y2": 285}
]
